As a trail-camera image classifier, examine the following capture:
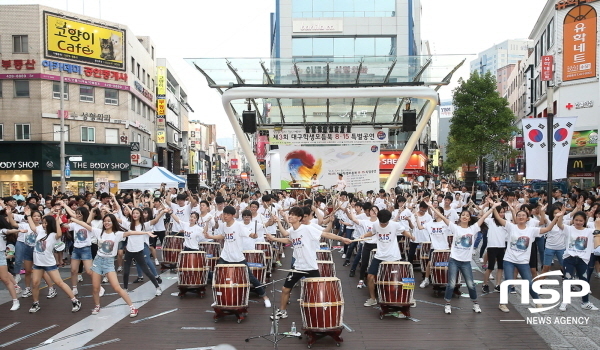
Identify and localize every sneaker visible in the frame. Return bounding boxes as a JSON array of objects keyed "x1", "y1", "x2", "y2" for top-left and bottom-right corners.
[
  {"x1": 559, "y1": 303, "x2": 568, "y2": 312},
  {"x1": 581, "y1": 302, "x2": 599, "y2": 311},
  {"x1": 509, "y1": 286, "x2": 516, "y2": 294},
  {"x1": 349, "y1": 270, "x2": 355, "y2": 277},
  {"x1": 117, "y1": 266, "x2": 123, "y2": 272},
  {"x1": 499, "y1": 304, "x2": 509, "y2": 313},
  {"x1": 15, "y1": 285, "x2": 22, "y2": 295},
  {"x1": 357, "y1": 280, "x2": 365, "y2": 289},
  {"x1": 410, "y1": 298, "x2": 417, "y2": 308},
  {"x1": 270, "y1": 309, "x2": 288, "y2": 320},
  {"x1": 281, "y1": 253, "x2": 285, "y2": 258},
  {"x1": 133, "y1": 277, "x2": 144, "y2": 283},
  {"x1": 72, "y1": 287, "x2": 79, "y2": 296},
  {"x1": 10, "y1": 300, "x2": 20, "y2": 311},
  {"x1": 77, "y1": 275, "x2": 83, "y2": 282},
  {"x1": 29, "y1": 302, "x2": 40, "y2": 313},
  {"x1": 72, "y1": 300, "x2": 82, "y2": 312},
  {"x1": 276, "y1": 261, "x2": 282, "y2": 267},
  {"x1": 154, "y1": 258, "x2": 159, "y2": 266},
  {"x1": 479, "y1": 258, "x2": 484, "y2": 263},
  {"x1": 444, "y1": 304, "x2": 452, "y2": 314},
  {"x1": 343, "y1": 261, "x2": 350, "y2": 267},
  {"x1": 341, "y1": 254, "x2": 346, "y2": 259},
  {"x1": 482, "y1": 264, "x2": 487, "y2": 269},
  {"x1": 489, "y1": 275, "x2": 495, "y2": 280},
  {"x1": 155, "y1": 287, "x2": 162, "y2": 296},
  {"x1": 482, "y1": 284, "x2": 490, "y2": 294},
  {"x1": 47, "y1": 288, "x2": 57, "y2": 299},
  {"x1": 22, "y1": 288, "x2": 32, "y2": 298},
  {"x1": 156, "y1": 276, "x2": 163, "y2": 284},
  {"x1": 129, "y1": 307, "x2": 139, "y2": 318},
  {"x1": 572, "y1": 285, "x2": 582, "y2": 293},
  {"x1": 595, "y1": 272, "x2": 600, "y2": 279},
  {"x1": 102, "y1": 276, "x2": 108, "y2": 283},
  {"x1": 264, "y1": 299, "x2": 271, "y2": 308},
  {"x1": 99, "y1": 286, "x2": 105, "y2": 297},
  {"x1": 419, "y1": 278, "x2": 430, "y2": 288},
  {"x1": 473, "y1": 303, "x2": 482, "y2": 313},
  {"x1": 494, "y1": 285, "x2": 500, "y2": 292},
  {"x1": 364, "y1": 298, "x2": 377, "y2": 307},
  {"x1": 14, "y1": 274, "x2": 21, "y2": 283},
  {"x1": 92, "y1": 305, "x2": 100, "y2": 315}
]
